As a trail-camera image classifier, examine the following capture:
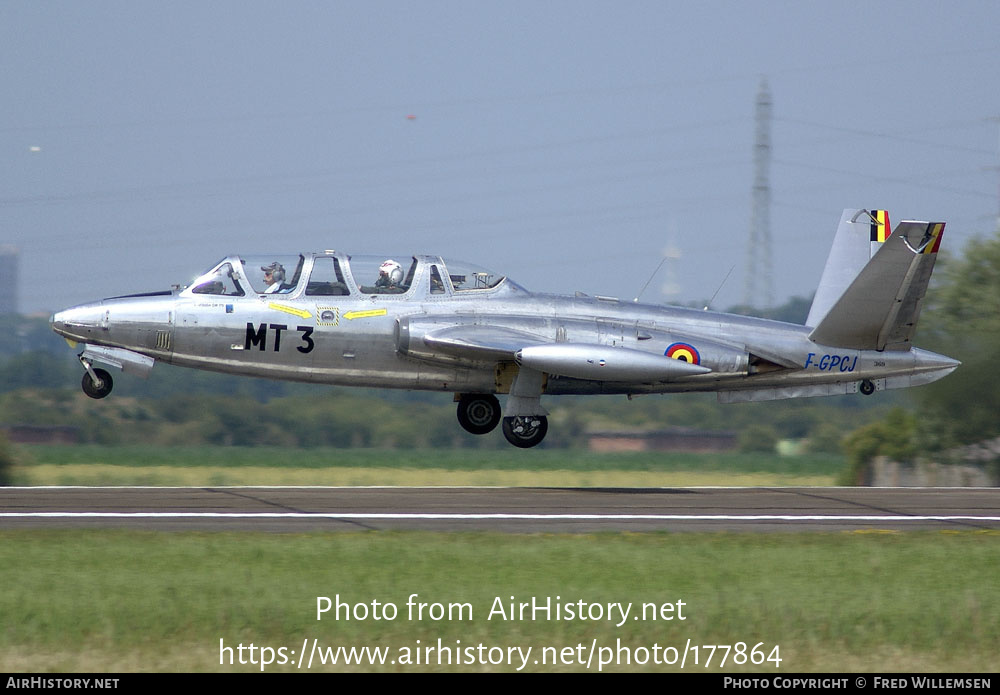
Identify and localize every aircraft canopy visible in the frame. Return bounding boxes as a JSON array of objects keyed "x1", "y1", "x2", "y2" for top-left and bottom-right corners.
[{"x1": 185, "y1": 253, "x2": 524, "y2": 298}]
